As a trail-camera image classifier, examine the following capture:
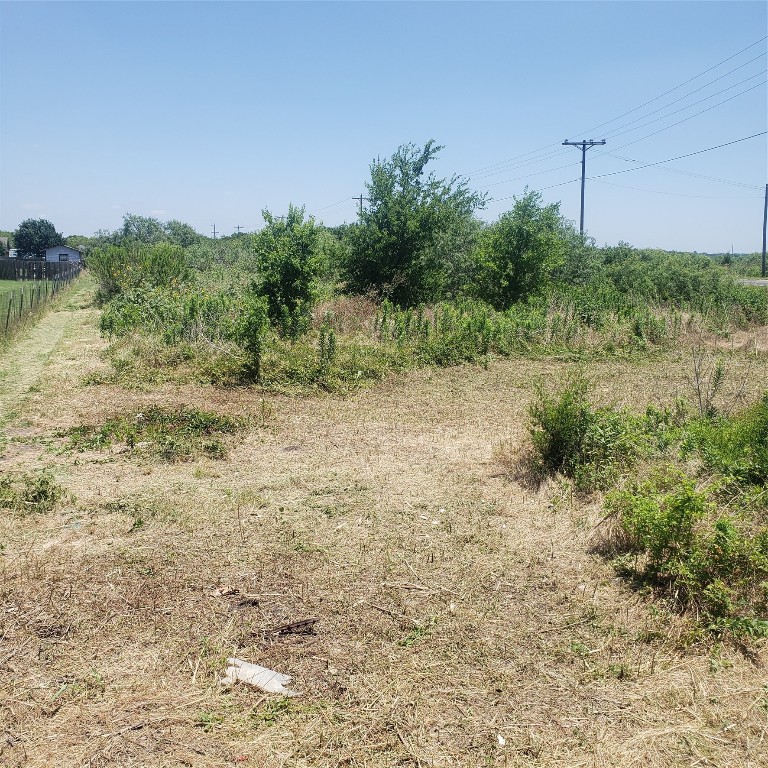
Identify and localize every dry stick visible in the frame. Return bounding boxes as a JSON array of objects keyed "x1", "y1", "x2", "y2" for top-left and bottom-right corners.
[
  {"x1": 367, "y1": 601, "x2": 419, "y2": 627},
  {"x1": 537, "y1": 615, "x2": 596, "y2": 635}
]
